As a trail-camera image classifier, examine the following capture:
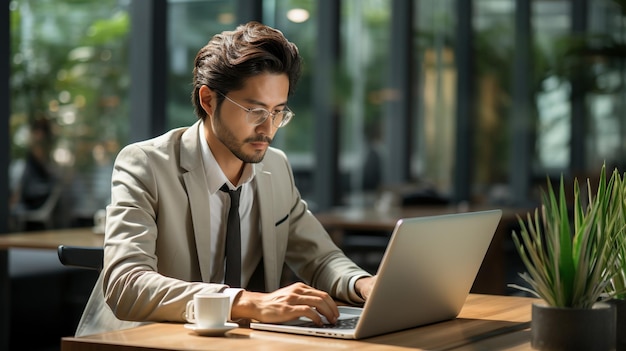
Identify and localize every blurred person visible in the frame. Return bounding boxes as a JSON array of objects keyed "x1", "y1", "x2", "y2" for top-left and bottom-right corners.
[
  {"x1": 77, "y1": 21, "x2": 376, "y2": 336},
  {"x1": 11, "y1": 118, "x2": 56, "y2": 209},
  {"x1": 10, "y1": 117, "x2": 60, "y2": 230}
]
